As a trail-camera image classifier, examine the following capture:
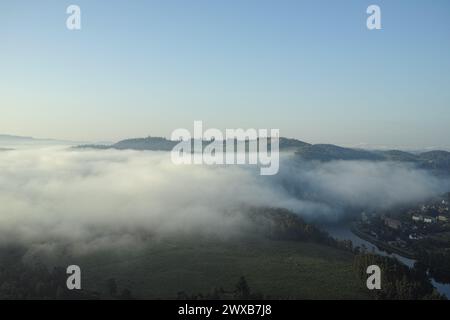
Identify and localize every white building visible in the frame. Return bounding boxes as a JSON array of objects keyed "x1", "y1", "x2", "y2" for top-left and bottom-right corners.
[{"x1": 424, "y1": 216, "x2": 437, "y2": 223}]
